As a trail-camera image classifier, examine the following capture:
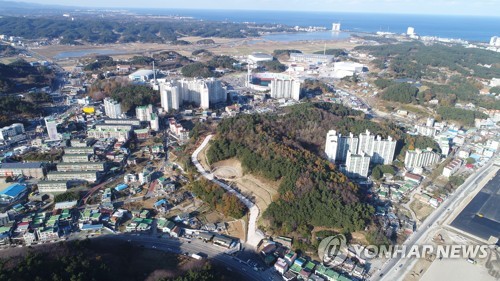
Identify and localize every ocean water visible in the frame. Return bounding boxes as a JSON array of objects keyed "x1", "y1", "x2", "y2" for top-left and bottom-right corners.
[{"x1": 133, "y1": 9, "x2": 500, "y2": 43}]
